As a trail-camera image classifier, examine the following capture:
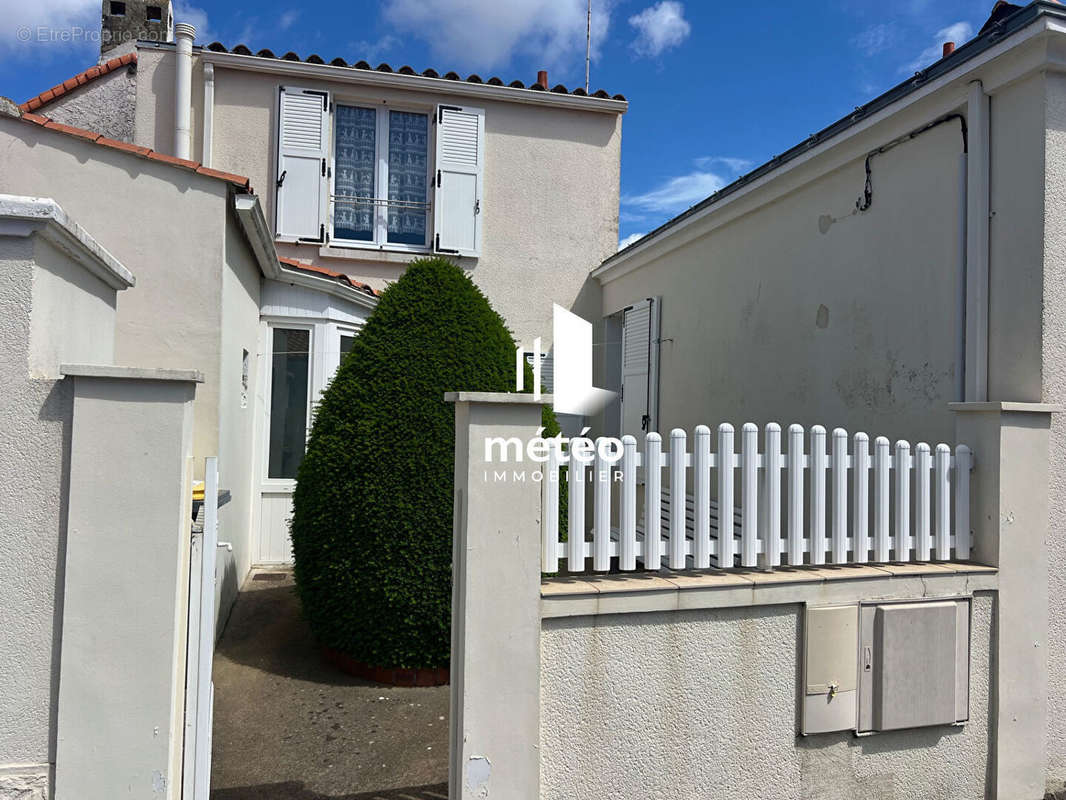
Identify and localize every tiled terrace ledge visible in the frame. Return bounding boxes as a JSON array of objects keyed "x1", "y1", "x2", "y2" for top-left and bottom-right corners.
[{"x1": 540, "y1": 562, "x2": 997, "y2": 618}]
